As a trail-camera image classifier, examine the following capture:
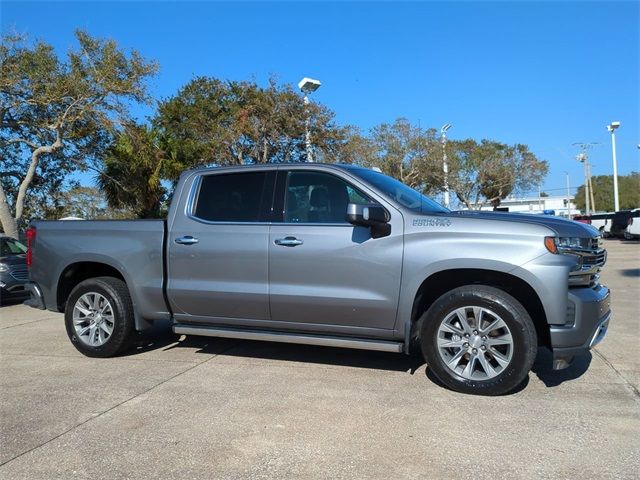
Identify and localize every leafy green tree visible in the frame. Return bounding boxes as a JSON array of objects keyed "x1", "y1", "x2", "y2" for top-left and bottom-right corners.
[
  {"x1": 60, "y1": 186, "x2": 135, "y2": 219},
  {"x1": 97, "y1": 123, "x2": 170, "y2": 218},
  {"x1": 0, "y1": 30, "x2": 157, "y2": 237},
  {"x1": 361, "y1": 119, "x2": 441, "y2": 189},
  {"x1": 331, "y1": 126, "x2": 378, "y2": 165},
  {"x1": 348, "y1": 118, "x2": 548, "y2": 209},
  {"x1": 154, "y1": 77, "x2": 348, "y2": 175},
  {"x1": 439, "y1": 139, "x2": 548, "y2": 209},
  {"x1": 1, "y1": 152, "x2": 77, "y2": 224},
  {"x1": 574, "y1": 172, "x2": 640, "y2": 212}
]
